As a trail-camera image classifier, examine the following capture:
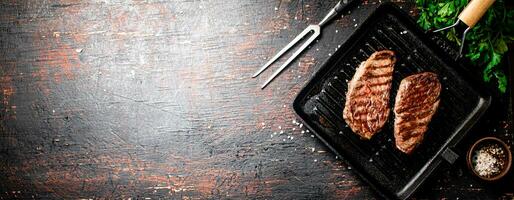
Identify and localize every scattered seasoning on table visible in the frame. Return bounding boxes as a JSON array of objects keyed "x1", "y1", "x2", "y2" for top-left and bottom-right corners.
[{"x1": 474, "y1": 144, "x2": 506, "y2": 177}]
